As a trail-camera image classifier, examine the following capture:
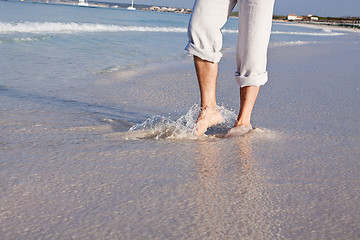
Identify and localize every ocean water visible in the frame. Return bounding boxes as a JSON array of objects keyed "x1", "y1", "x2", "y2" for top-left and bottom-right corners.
[{"x1": 1, "y1": 1, "x2": 360, "y2": 239}]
